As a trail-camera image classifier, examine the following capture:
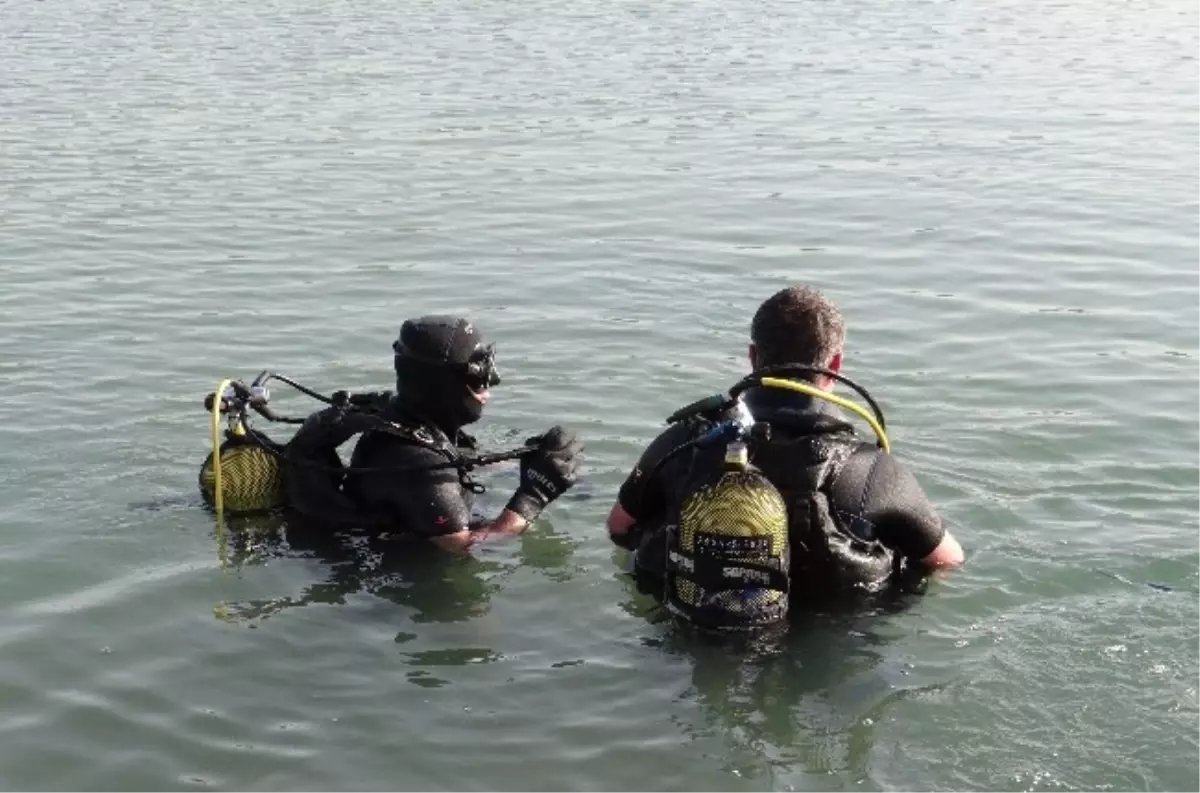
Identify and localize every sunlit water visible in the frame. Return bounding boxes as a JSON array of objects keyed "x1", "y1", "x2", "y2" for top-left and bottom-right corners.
[{"x1": 1, "y1": 0, "x2": 1197, "y2": 789}]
